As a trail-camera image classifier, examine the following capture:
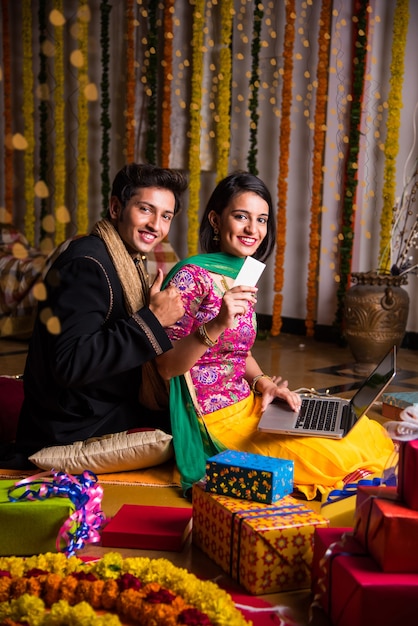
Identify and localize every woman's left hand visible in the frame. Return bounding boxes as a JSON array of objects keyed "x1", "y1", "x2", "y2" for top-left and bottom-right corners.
[{"x1": 259, "y1": 375, "x2": 302, "y2": 413}]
